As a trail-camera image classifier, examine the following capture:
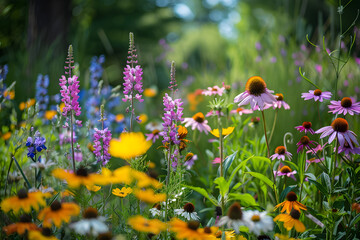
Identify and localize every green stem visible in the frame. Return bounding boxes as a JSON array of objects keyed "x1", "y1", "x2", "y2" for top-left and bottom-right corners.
[
  {"x1": 269, "y1": 108, "x2": 278, "y2": 144},
  {"x1": 261, "y1": 111, "x2": 270, "y2": 158}
]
